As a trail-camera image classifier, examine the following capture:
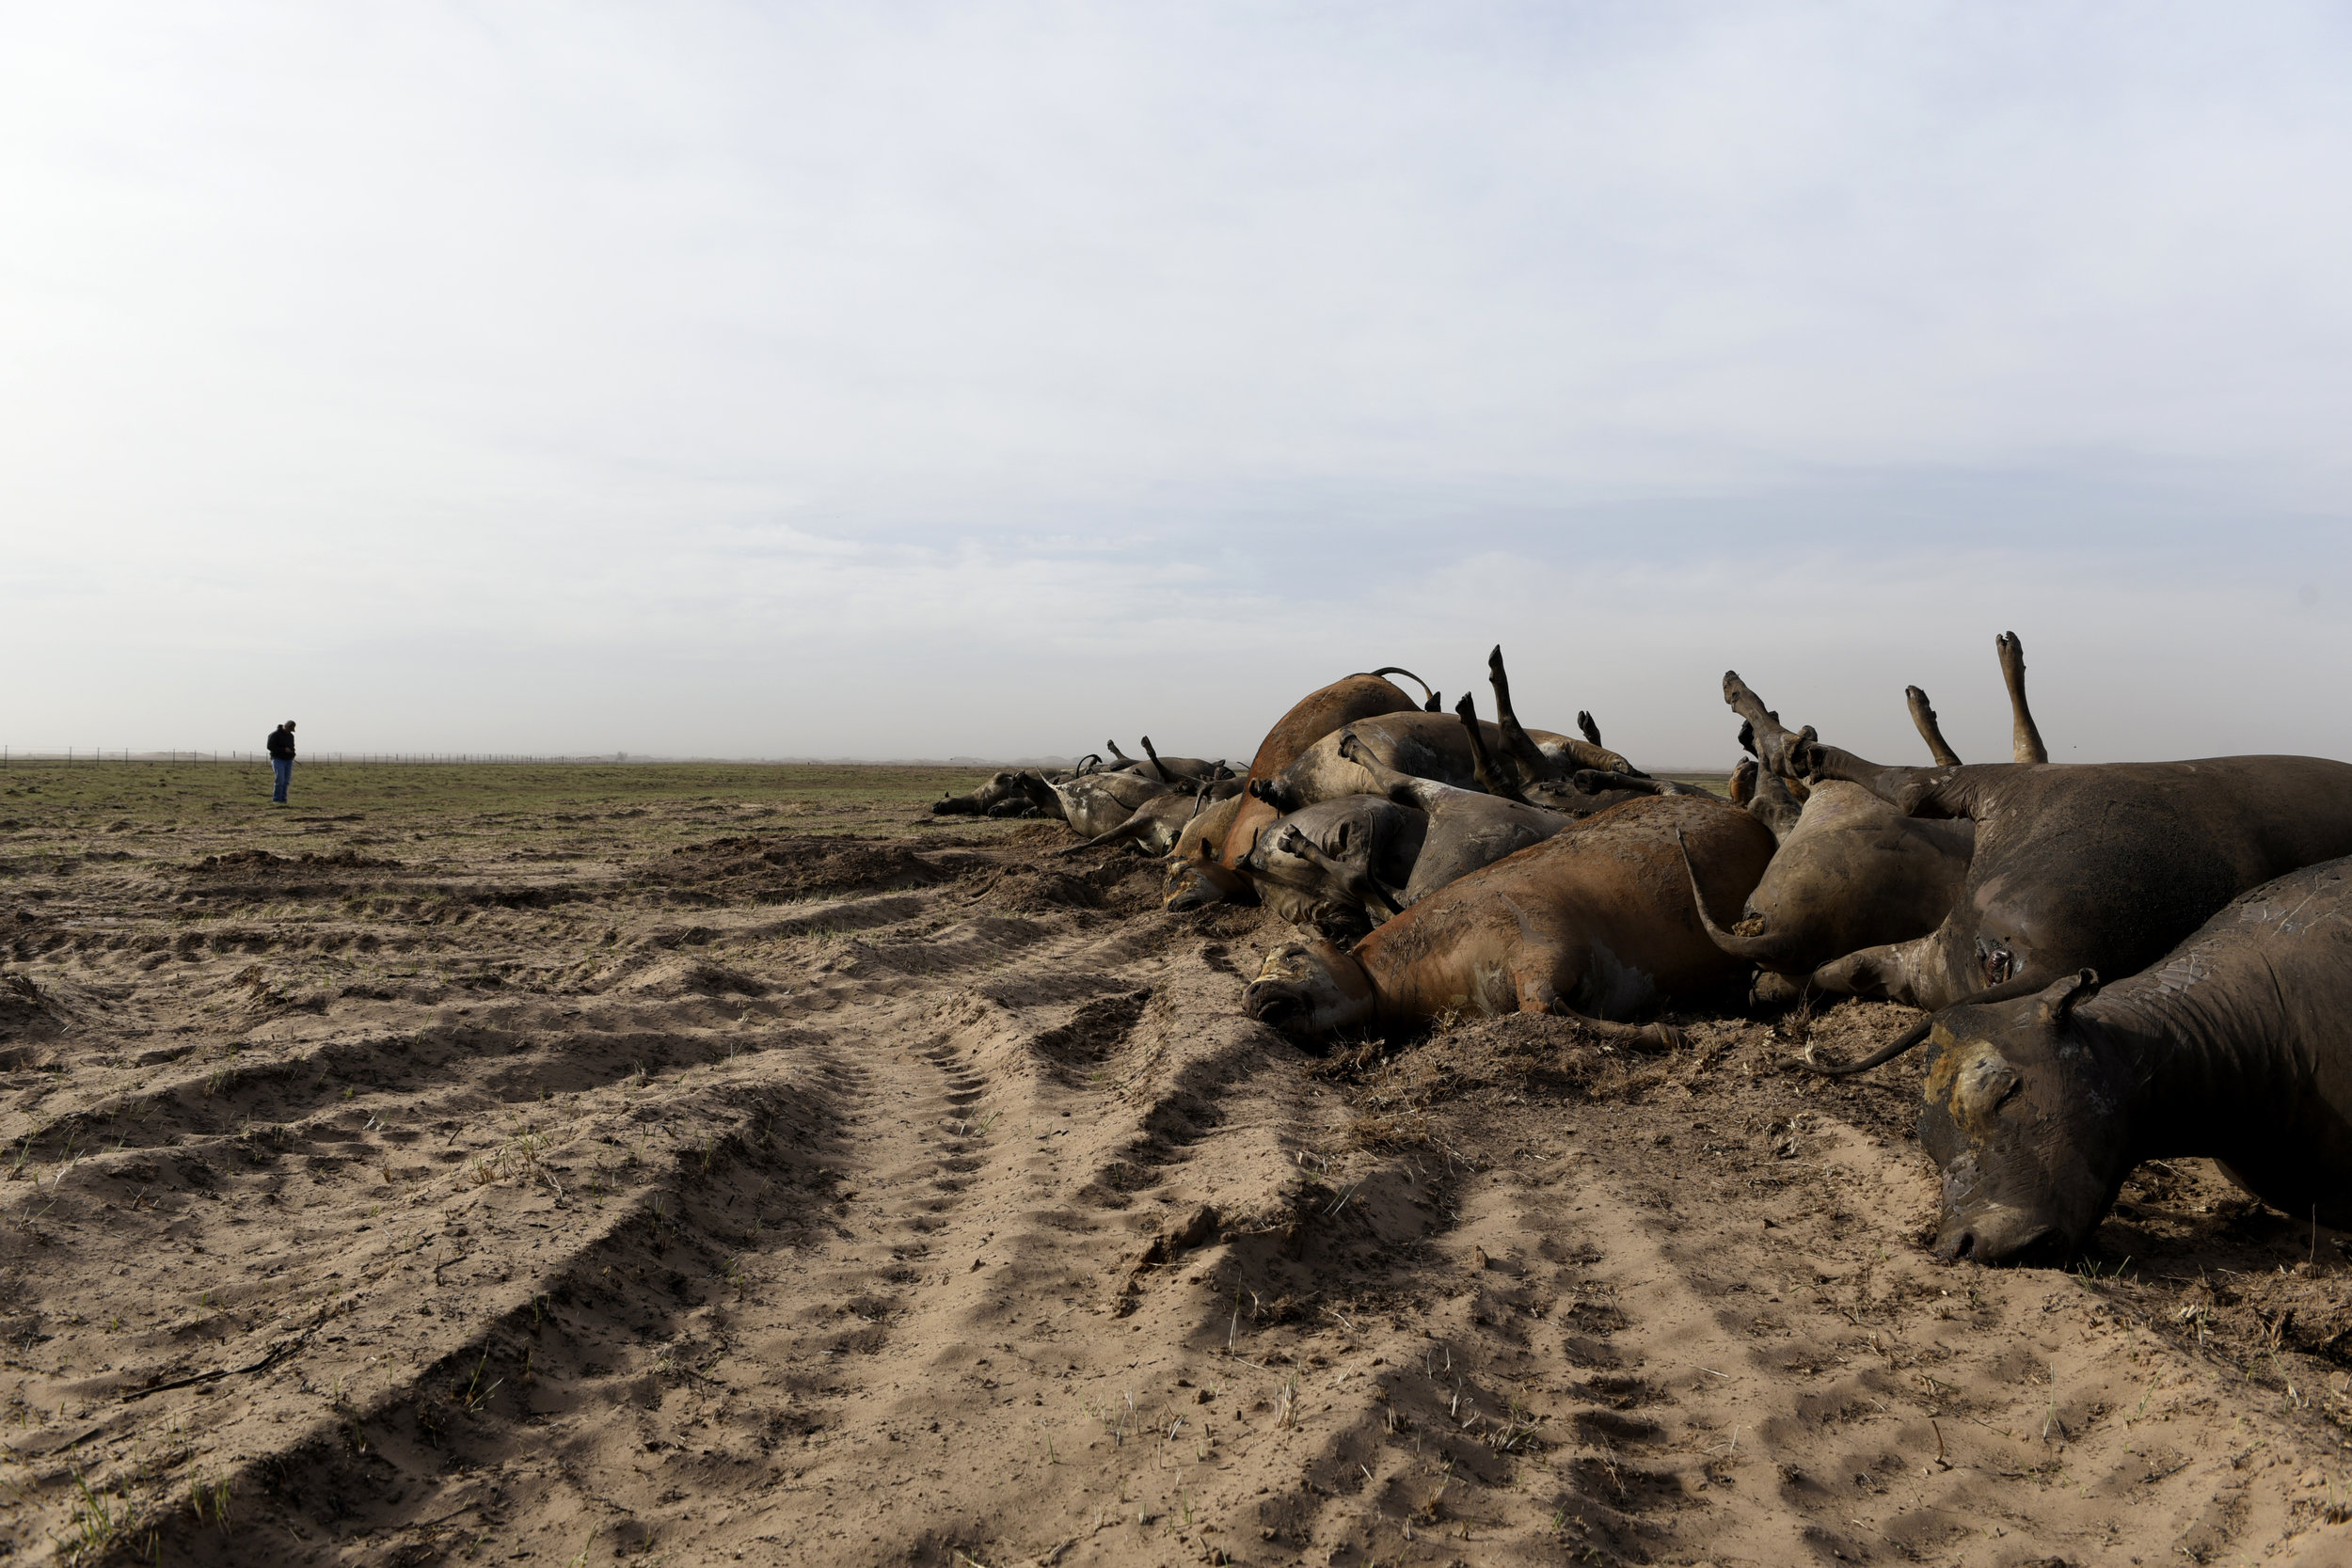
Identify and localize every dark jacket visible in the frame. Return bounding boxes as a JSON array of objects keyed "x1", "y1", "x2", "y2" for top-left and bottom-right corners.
[{"x1": 266, "y1": 726, "x2": 295, "y2": 760}]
